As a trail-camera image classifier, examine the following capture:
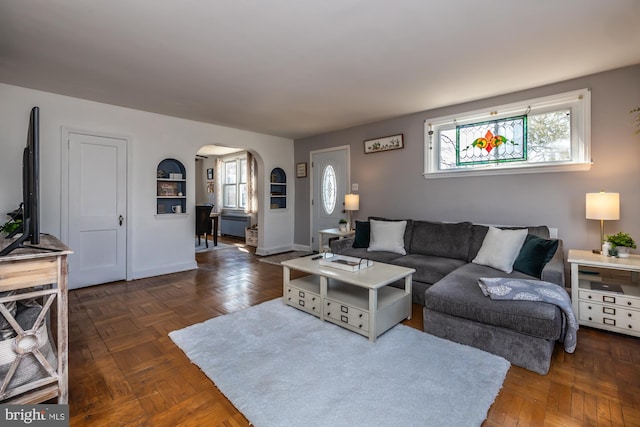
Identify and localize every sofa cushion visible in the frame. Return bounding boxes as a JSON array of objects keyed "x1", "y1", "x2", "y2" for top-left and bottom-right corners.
[
  {"x1": 352, "y1": 221, "x2": 370, "y2": 248},
  {"x1": 368, "y1": 219, "x2": 407, "y2": 255},
  {"x1": 424, "y1": 263, "x2": 562, "y2": 340},
  {"x1": 513, "y1": 234, "x2": 559, "y2": 278},
  {"x1": 335, "y1": 246, "x2": 404, "y2": 264},
  {"x1": 409, "y1": 221, "x2": 472, "y2": 261},
  {"x1": 468, "y1": 224, "x2": 551, "y2": 261},
  {"x1": 392, "y1": 254, "x2": 466, "y2": 285},
  {"x1": 472, "y1": 227, "x2": 527, "y2": 273}
]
